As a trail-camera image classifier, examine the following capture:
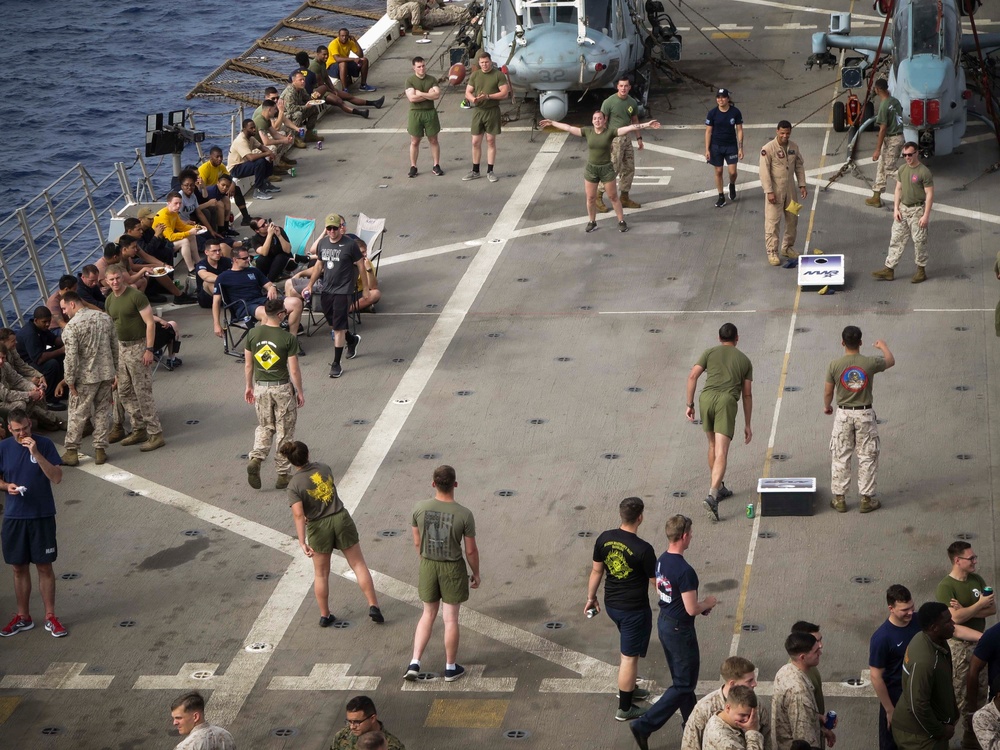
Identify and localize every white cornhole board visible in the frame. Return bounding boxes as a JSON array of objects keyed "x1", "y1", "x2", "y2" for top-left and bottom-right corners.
[{"x1": 798, "y1": 254, "x2": 845, "y2": 286}]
